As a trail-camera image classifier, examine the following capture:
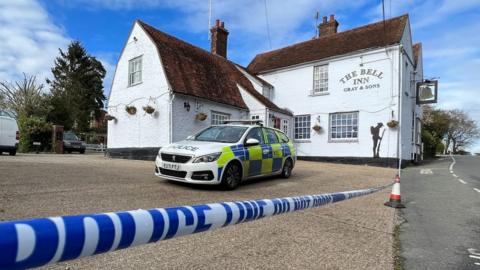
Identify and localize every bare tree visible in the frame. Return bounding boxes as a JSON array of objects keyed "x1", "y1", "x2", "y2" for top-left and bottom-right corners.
[
  {"x1": 0, "y1": 74, "x2": 46, "y2": 117},
  {"x1": 445, "y1": 110, "x2": 480, "y2": 153}
]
